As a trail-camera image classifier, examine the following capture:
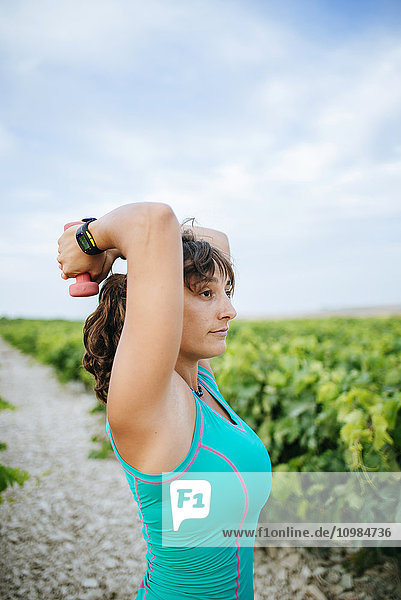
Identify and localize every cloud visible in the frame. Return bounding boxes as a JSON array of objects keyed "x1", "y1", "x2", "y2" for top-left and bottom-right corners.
[
  {"x1": 0, "y1": 0, "x2": 183, "y2": 70},
  {"x1": 1, "y1": 0, "x2": 400, "y2": 318},
  {"x1": 315, "y1": 43, "x2": 401, "y2": 156},
  {"x1": 0, "y1": 123, "x2": 17, "y2": 156},
  {"x1": 263, "y1": 142, "x2": 339, "y2": 182}
]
